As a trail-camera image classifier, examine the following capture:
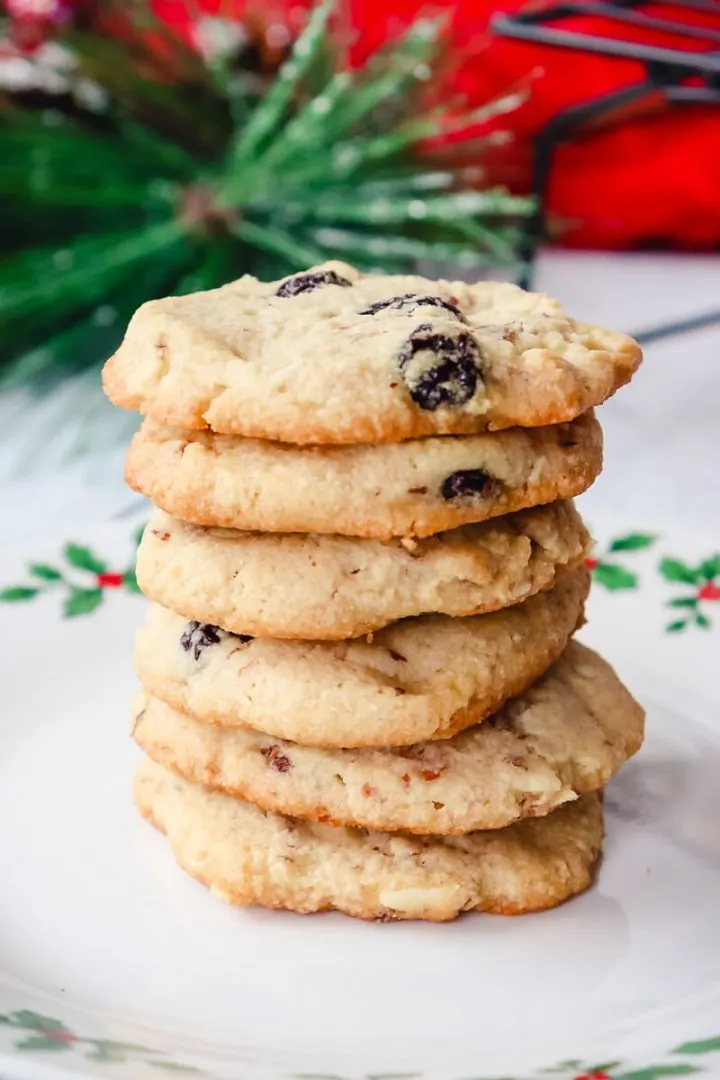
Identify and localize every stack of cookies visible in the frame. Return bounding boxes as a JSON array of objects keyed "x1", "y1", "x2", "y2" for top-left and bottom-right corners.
[{"x1": 103, "y1": 262, "x2": 645, "y2": 922}]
